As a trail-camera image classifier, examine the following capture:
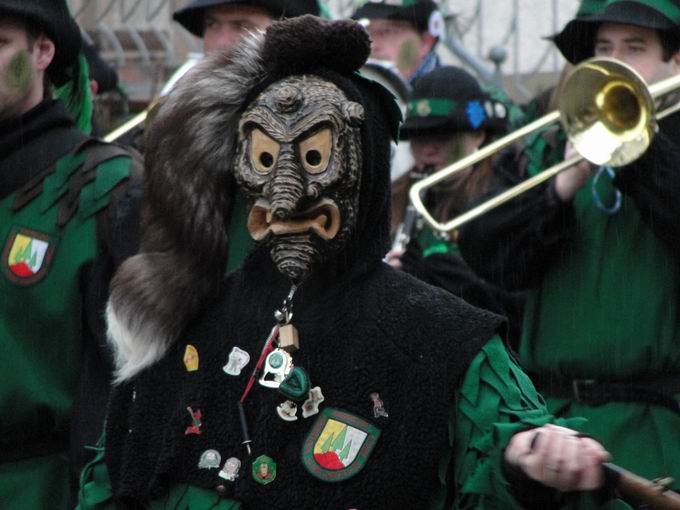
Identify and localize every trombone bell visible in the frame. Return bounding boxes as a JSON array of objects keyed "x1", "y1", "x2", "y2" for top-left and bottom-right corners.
[{"x1": 559, "y1": 58, "x2": 654, "y2": 167}]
